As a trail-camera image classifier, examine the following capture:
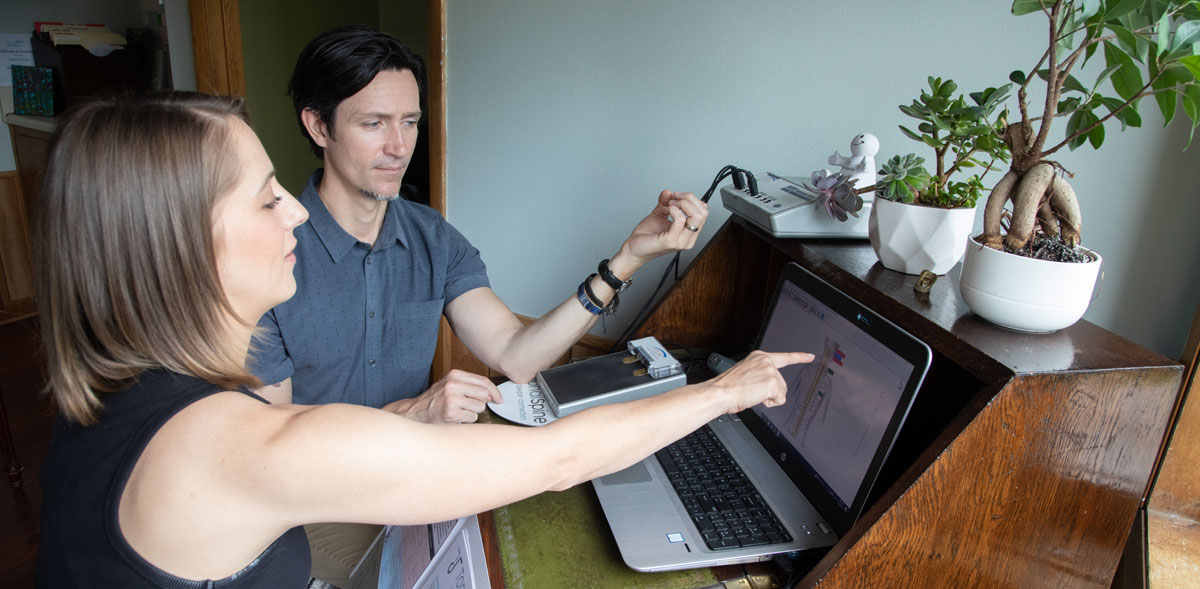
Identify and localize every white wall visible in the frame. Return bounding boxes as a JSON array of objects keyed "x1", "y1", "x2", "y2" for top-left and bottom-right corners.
[
  {"x1": 446, "y1": 1, "x2": 1200, "y2": 358},
  {"x1": 164, "y1": 0, "x2": 196, "y2": 92}
]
